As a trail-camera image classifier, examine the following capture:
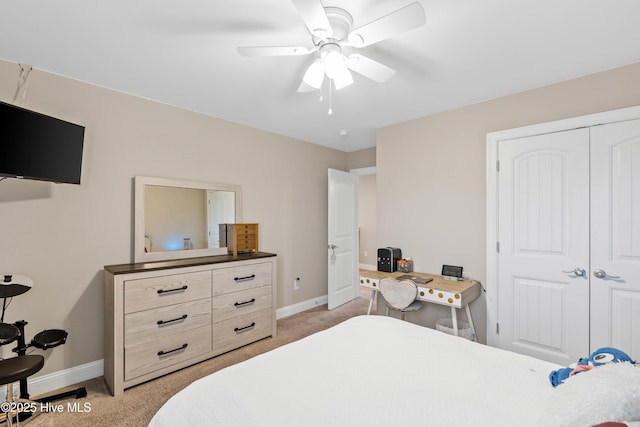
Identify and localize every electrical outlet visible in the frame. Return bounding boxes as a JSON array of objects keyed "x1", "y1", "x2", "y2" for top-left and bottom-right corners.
[{"x1": 294, "y1": 277, "x2": 300, "y2": 290}]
